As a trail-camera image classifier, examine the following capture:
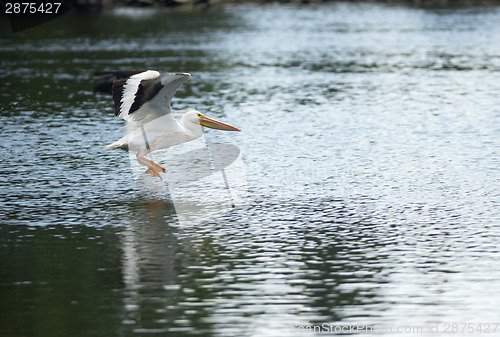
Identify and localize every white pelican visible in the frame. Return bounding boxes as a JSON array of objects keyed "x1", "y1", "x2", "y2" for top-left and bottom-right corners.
[{"x1": 96, "y1": 70, "x2": 241, "y2": 179}]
